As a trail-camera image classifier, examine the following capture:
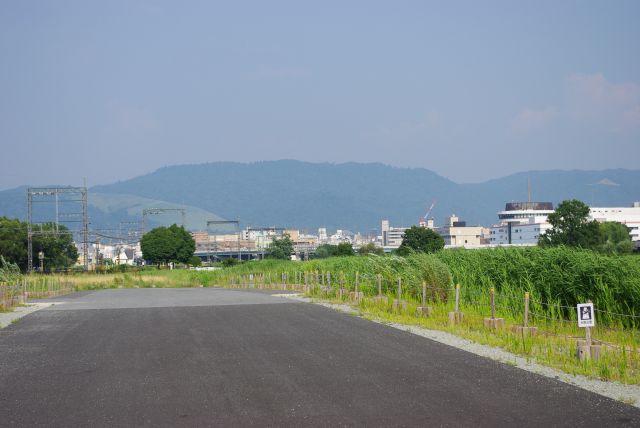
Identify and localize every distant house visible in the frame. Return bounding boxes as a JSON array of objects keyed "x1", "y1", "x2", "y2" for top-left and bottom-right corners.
[{"x1": 113, "y1": 247, "x2": 135, "y2": 266}]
